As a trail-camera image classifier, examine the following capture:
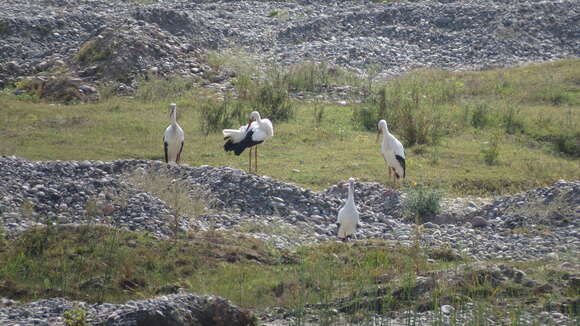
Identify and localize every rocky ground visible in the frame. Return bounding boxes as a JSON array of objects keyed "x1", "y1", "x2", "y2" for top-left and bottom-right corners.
[
  {"x1": 0, "y1": 293, "x2": 256, "y2": 326},
  {"x1": 0, "y1": 156, "x2": 579, "y2": 324},
  {"x1": 0, "y1": 157, "x2": 580, "y2": 260},
  {"x1": 1, "y1": 156, "x2": 578, "y2": 261},
  {"x1": 0, "y1": 0, "x2": 579, "y2": 95}
]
